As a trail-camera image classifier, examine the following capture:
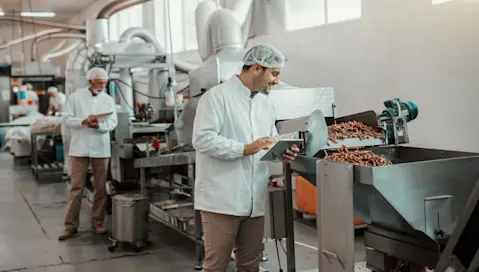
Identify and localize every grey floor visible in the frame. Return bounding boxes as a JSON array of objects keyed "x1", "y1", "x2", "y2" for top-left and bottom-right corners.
[{"x1": 0, "y1": 152, "x2": 366, "y2": 272}]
